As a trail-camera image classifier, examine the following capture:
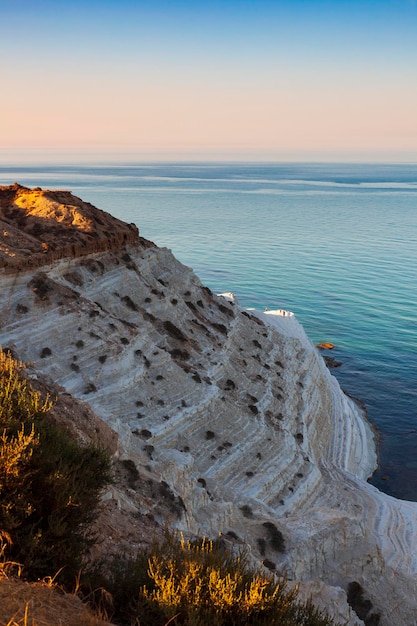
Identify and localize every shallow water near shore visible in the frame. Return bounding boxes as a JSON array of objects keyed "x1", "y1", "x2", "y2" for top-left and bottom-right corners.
[{"x1": 2, "y1": 162, "x2": 417, "y2": 500}]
